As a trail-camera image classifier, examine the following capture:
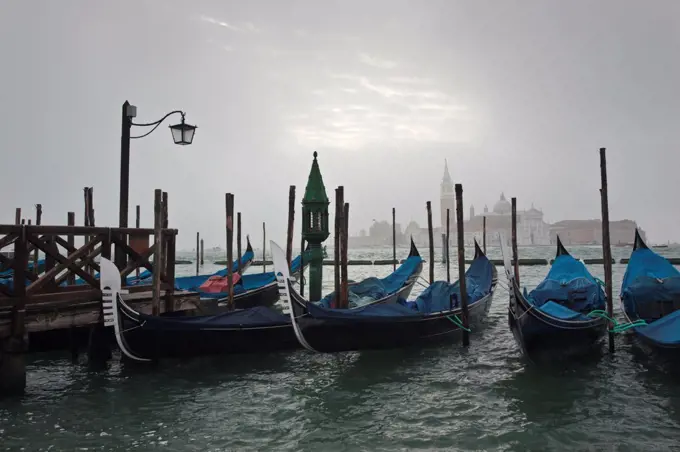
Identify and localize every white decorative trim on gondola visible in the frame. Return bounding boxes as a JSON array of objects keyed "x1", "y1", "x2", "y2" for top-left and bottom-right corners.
[
  {"x1": 100, "y1": 257, "x2": 151, "y2": 362},
  {"x1": 270, "y1": 240, "x2": 318, "y2": 353}
]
